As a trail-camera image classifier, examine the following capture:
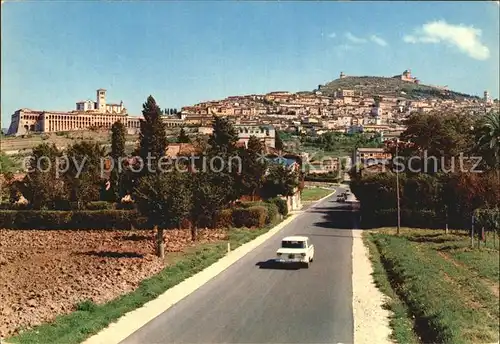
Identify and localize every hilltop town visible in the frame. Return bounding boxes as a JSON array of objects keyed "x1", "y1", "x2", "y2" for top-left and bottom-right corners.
[
  {"x1": 1, "y1": 71, "x2": 499, "y2": 344},
  {"x1": 5, "y1": 70, "x2": 498, "y2": 143}
]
